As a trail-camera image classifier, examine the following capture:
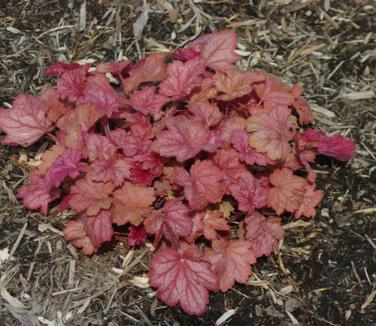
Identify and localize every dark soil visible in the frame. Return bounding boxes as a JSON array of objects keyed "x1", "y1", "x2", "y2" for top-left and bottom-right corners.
[{"x1": 0, "y1": 1, "x2": 375, "y2": 325}]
